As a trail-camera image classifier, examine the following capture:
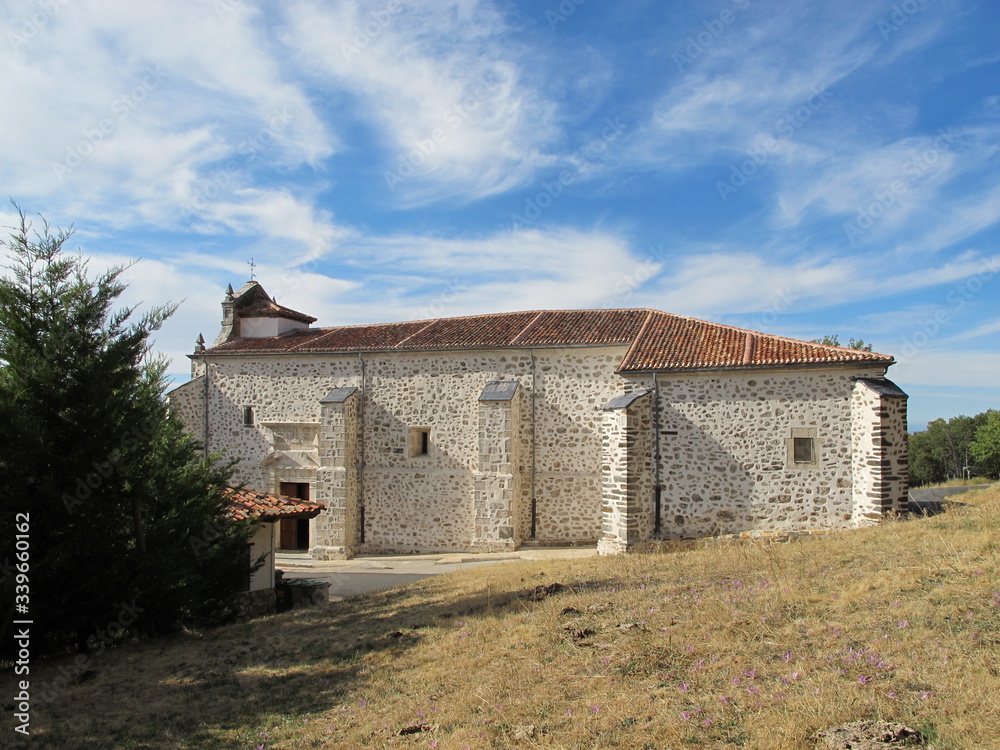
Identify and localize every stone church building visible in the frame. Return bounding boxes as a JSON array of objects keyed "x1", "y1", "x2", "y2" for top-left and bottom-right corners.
[{"x1": 168, "y1": 281, "x2": 908, "y2": 559}]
